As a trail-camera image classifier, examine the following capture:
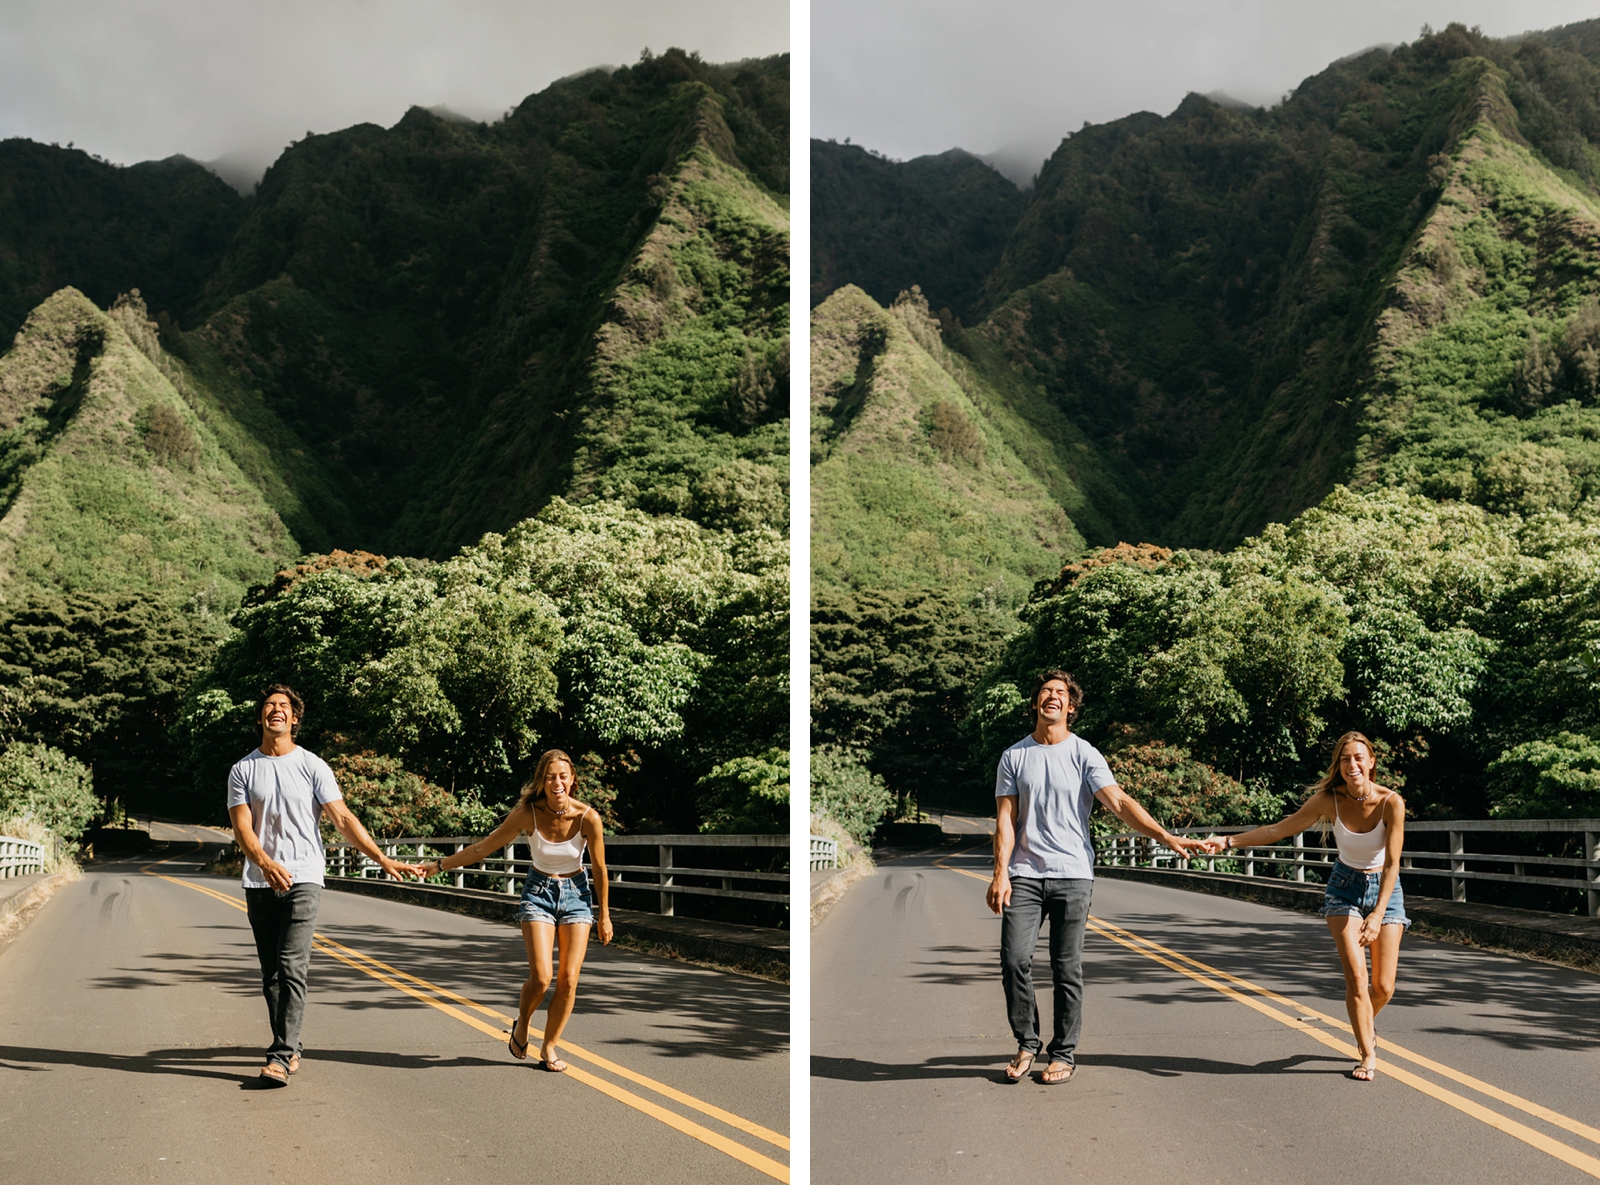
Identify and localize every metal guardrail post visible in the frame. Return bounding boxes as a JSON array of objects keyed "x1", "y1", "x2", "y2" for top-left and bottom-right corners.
[
  {"x1": 1293, "y1": 833, "x2": 1304, "y2": 882},
  {"x1": 1450, "y1": 830, "x2": 1466, "y2": 902},
  {"x1": 1587, "y1": 830, "x2": 1598, "y2": 919},
  {"x1": 660, "y1": 843, "x2": 674, "y2": 917}
]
